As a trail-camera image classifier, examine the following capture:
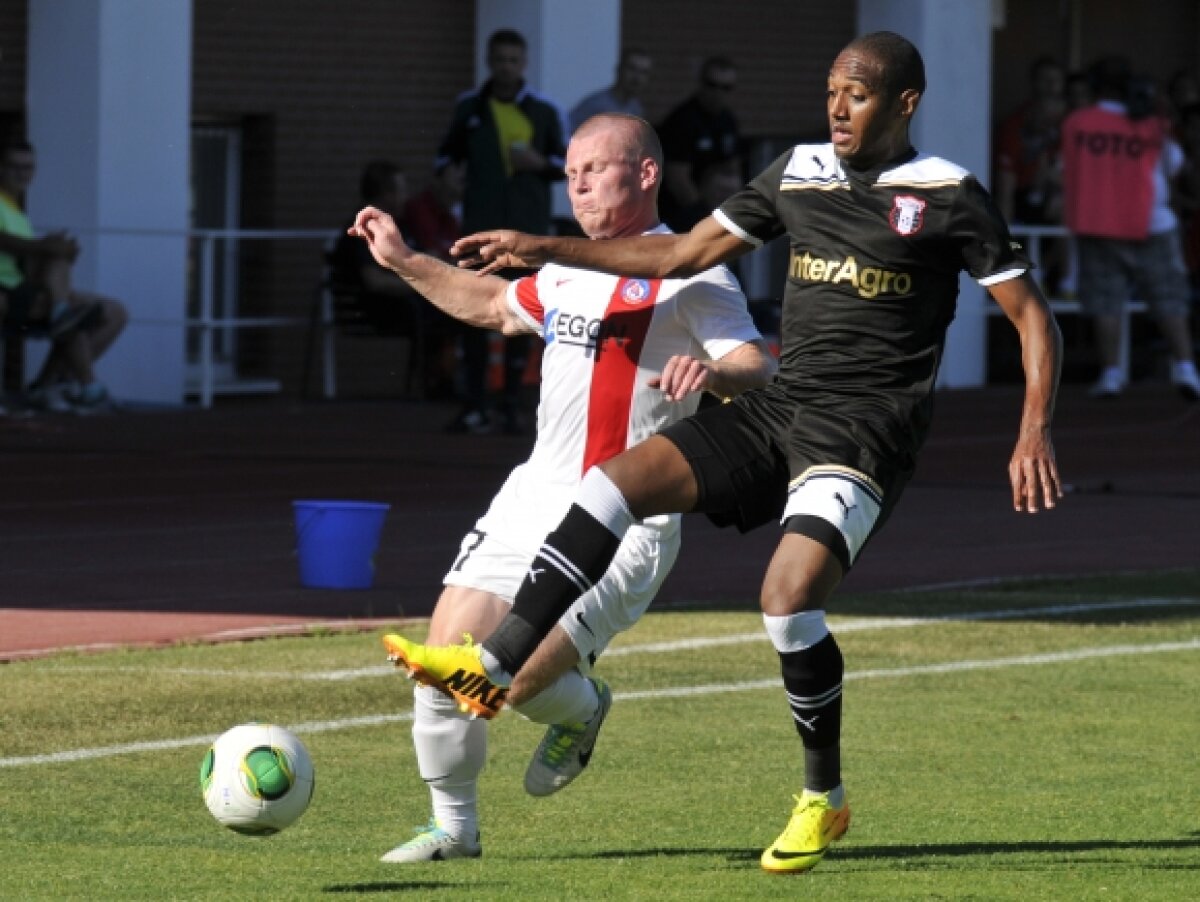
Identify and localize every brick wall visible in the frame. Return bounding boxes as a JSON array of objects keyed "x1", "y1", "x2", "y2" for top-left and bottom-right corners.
[
  {"x1": 7, "y1": 0, "x2": 1193, "y2": 400},
  {"x1": 623, "y1": 0, "x2": 854, "y2": 141},
  {"x1": 192, "y1": 0, "x2": 475, "y2": 395}
]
